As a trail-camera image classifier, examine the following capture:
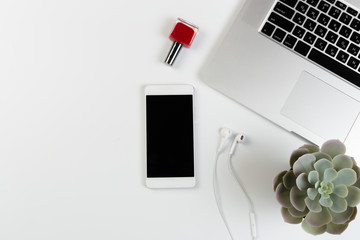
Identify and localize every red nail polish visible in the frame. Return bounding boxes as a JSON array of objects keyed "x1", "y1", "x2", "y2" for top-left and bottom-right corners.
[{"x1": 165, "y1": 18, "x2": 199, "y2": 66}]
